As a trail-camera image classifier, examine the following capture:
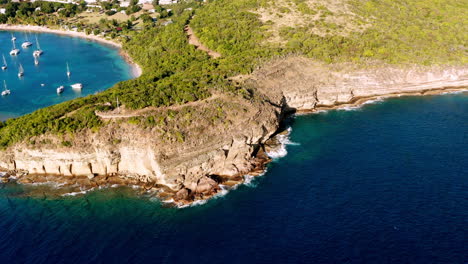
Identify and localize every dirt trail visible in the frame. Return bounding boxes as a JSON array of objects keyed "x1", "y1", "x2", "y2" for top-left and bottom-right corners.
[
  {"x1": 184, "y1": 25, "x2": 221, "y2": 59},
  {"x1": 96, "y1": 94, "x2": 221, "y2": 119}
]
